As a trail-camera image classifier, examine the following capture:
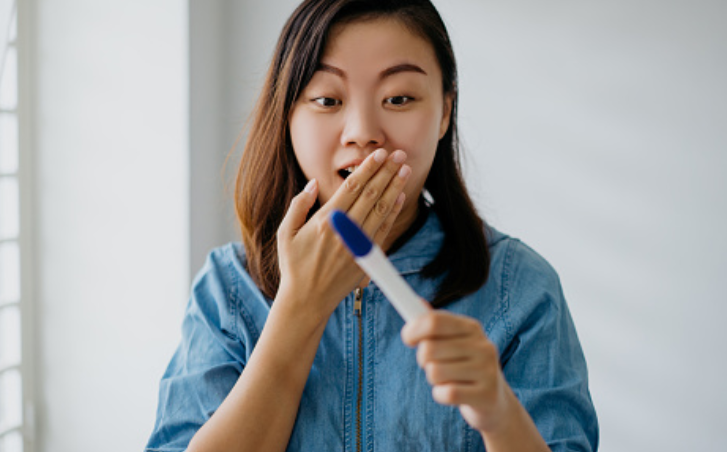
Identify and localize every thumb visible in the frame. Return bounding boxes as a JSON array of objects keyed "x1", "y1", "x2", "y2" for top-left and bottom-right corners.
[{"x1": 278, "y1": 179, "x2": 318, "y2": 241}]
